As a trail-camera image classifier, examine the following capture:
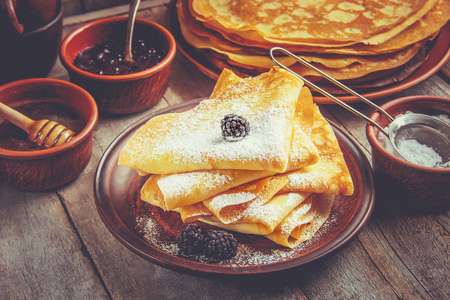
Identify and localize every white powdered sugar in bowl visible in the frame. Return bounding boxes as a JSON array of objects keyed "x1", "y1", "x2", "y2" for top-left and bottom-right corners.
[{"x1": 377, "y1": 112, "x2": 450, "y2": 168}]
